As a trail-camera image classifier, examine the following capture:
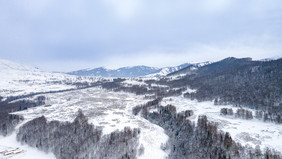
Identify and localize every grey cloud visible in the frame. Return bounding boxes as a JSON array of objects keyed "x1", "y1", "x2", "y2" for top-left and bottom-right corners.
[{"x1": 0, "y1": 0, "x2": 281, "y2": 71}]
